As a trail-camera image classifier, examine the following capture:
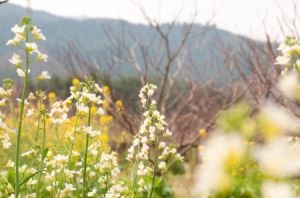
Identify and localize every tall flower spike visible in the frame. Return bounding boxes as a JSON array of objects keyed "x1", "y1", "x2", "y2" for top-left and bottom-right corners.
[
  {"x1": 276, "y1": 36, "x2": 300, "y2": 73},
  {"x1": 128, "y1": 83, "x2": 183, "y2": 194},
  {"x1": 6, "y1": 17, "x2": 48, "y2": 197}
]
